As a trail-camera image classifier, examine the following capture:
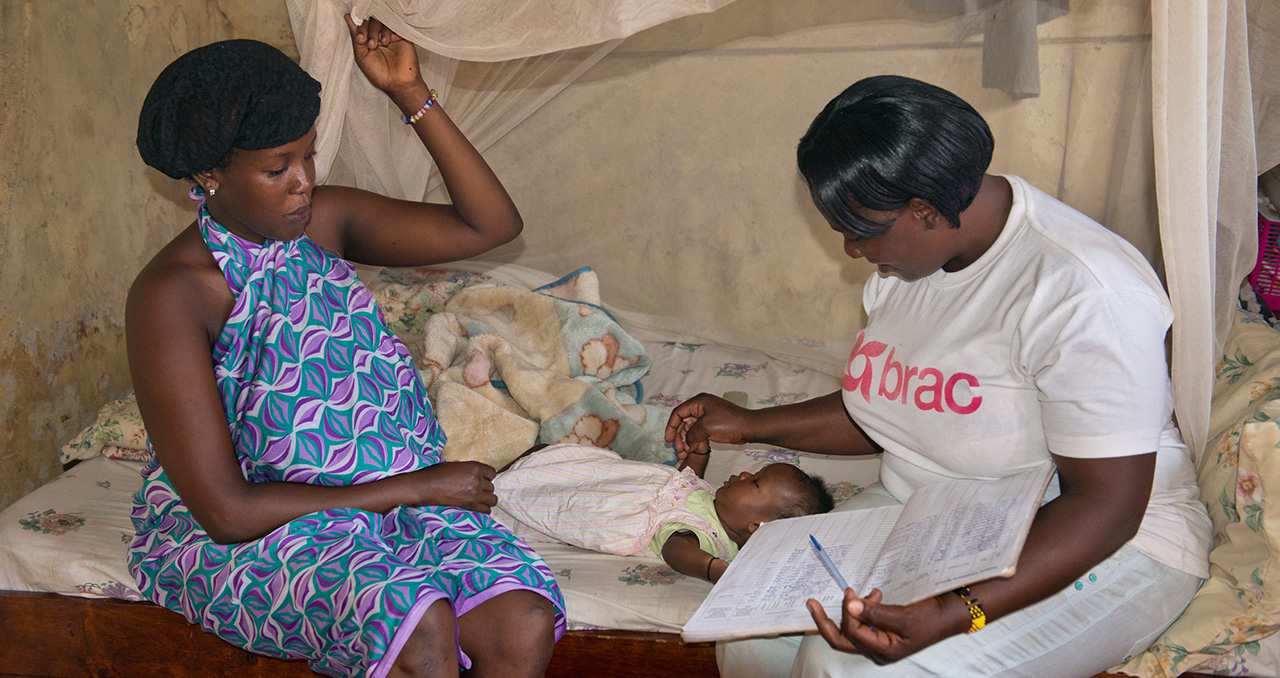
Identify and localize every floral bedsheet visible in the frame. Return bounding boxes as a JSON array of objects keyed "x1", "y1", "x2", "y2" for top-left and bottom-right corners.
[{"x1": 0, "y1": 455, "x2": 145, "y2": 601}]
